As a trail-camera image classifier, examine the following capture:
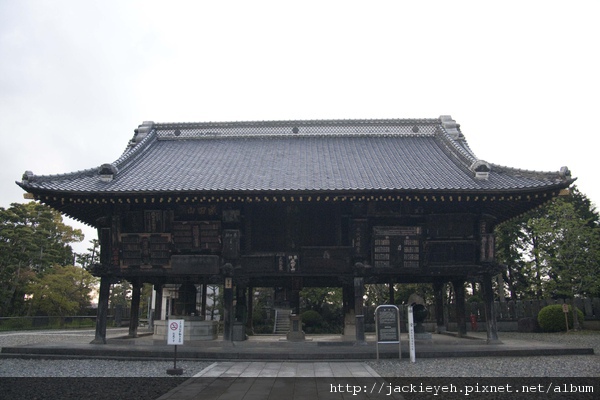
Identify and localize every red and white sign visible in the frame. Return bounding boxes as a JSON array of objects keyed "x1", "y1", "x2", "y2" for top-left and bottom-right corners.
[{"x1": 167, "y1": 319, "x2": 184, "y2": 345}]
